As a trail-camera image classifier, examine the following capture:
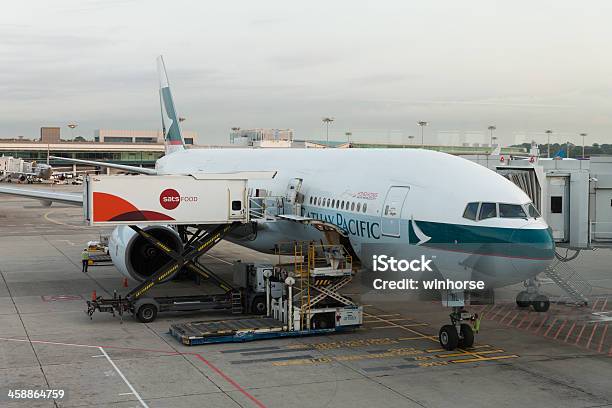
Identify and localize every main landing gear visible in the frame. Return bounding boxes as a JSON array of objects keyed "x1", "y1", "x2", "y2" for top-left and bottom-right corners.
[
  {"x1": 439, "y1": 307, "x2": 478, "y2": 351},
  {"x1": 515, "y1": 278, "x2": 550, "y2": 312}
]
